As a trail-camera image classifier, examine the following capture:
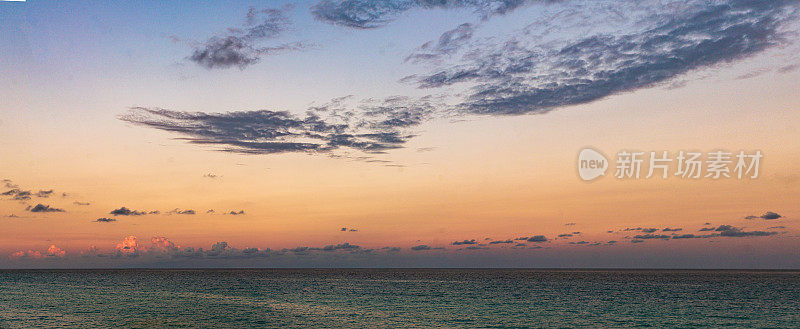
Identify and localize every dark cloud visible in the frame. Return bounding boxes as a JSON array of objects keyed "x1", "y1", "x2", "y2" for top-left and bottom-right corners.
[
  {"x1": 516, "y1": 235, "x2": 547, "y2": 242},
  {"x1": 35, "y1": 190, "x2": 54, "y2": 198},
  {"x1": 73, "y1": 201, "x2": 91, "y2": 206},
  {"x1": 287, "y1": 247, "x2": 310, "y2": 253},
  {"x1": 410, "y1": 244, "x2": 432, "y2": 251},
  {"x1": 557, "y1": 233, "x2": 573, "y2": 238},
  {"x1": 27, "y1": 204, "x2": 64, "y2": 213},
  {"x1": 662, "y1": 227, "x2": 682, "y2": 232},
  {"x1": 714, "y1": 225, "x2": 778, "y2": 237},
  {"x1": 169, "y1": 209, "x2": 196, "y2": 215},
  {"x1": 321, "y1": 243, "x2": 360, "y2": 251},
  {"x1": 669, "y1": 225, "x2": 780, "y2": 239},
  {"x1": 120, "y1": 97, "x2": 437, "y2": 156},
  {"x1": 311, "y1": 0, "x2": 530, "y2": 29},
  {"x1": 110, "y1": 207, "x2": 147, "y2": 216},
  {"x1": 488, "y1": 239, "x2": 513, "y2": 244},
  {"x1": 410, "y1": 1, "x2": 798, "y2": 115},
  {"x1": 641, "y1": 228, "x2": 658, "y2": 233},
  {"x1": 95, "y1": 217, "x2": 116, "y2": 223},
  {"x1": 452, "y1": 239, "x2": 478, "y2": 245},
  {"x1": 632, "y1": 234, "x2": 671, "y2": 240},
  {"x1": 189, "y1": 5, "x2": 306, "y2": 69},
  {"x1": 745, "y1": 211, "x2": 782, "y2": 220},
  {"x1": 228, "y1": 210, "x2": 245, "y2": 215}
]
